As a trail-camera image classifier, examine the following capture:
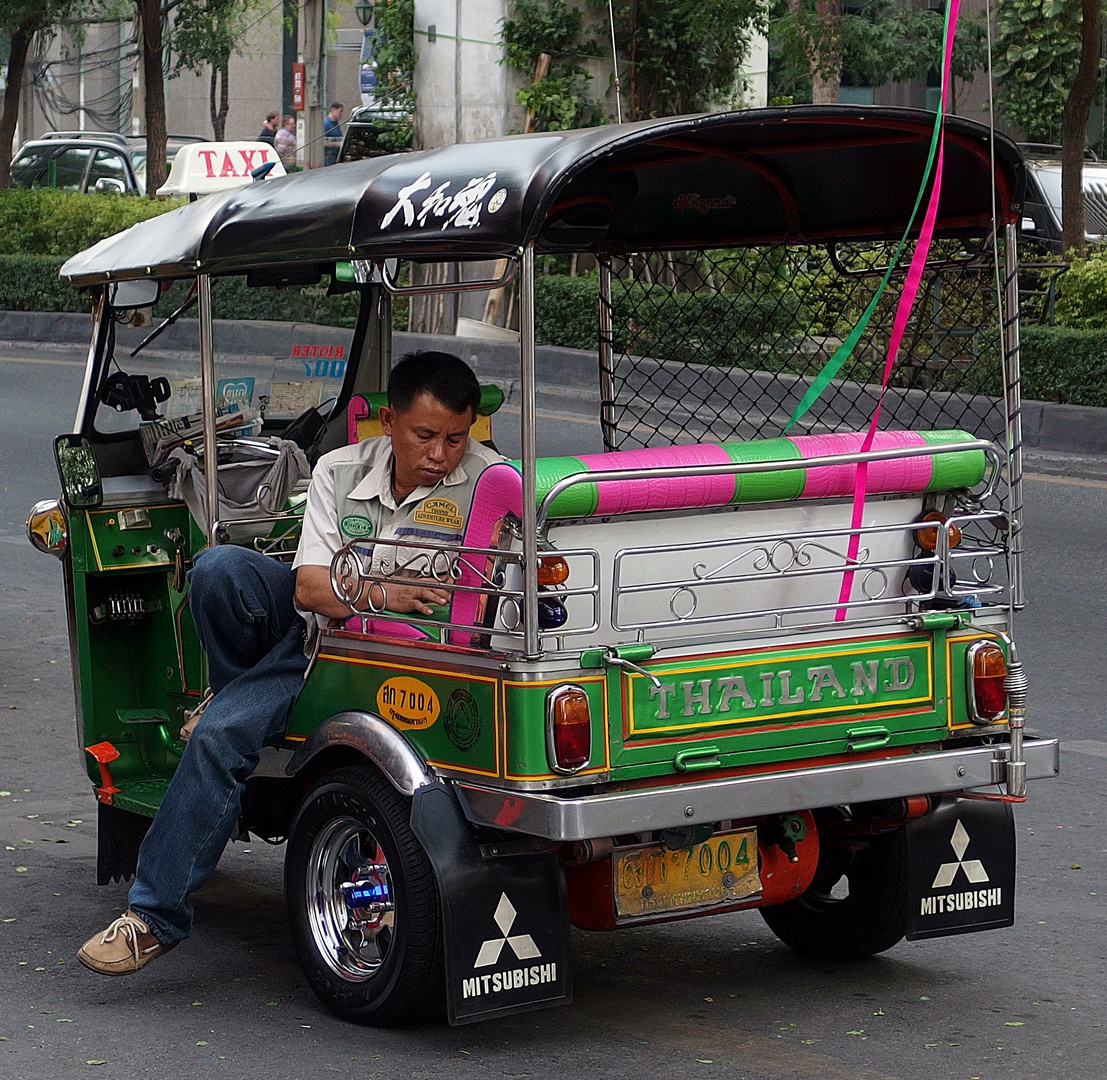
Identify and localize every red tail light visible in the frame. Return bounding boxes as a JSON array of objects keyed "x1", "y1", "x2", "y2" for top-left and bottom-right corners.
[
  {"x1": 967, "y1": 641, "x2": 1007, "y2": 723},
  {"x1": 546, "y1": 685, "x2": 591, "y2": 774}
]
